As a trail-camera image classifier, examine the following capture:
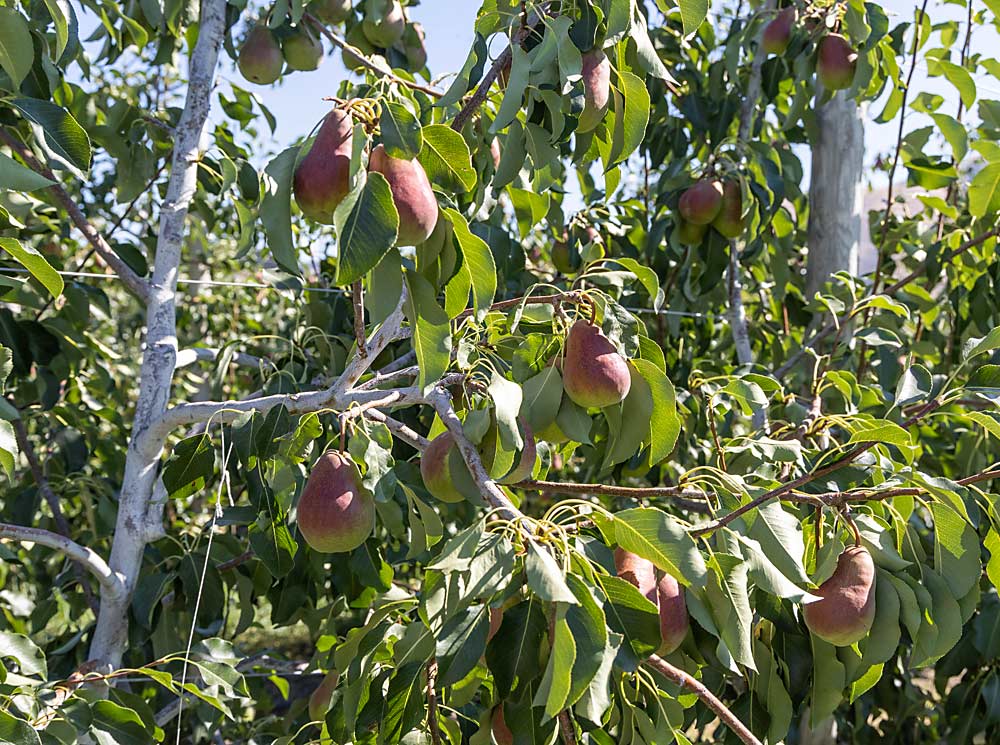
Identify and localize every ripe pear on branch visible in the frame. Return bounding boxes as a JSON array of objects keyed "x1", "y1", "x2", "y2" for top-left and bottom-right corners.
[
  {"x1": 712, "y1": 180, "x2": 745, "y2": 239},
  {"x1": 368, "y1": 144, "x2": 438, "y2": 246},
  {"x1": 679, "y1": 179, "x2": 724, "y2": 225},
  {"x1": 282, "y1": 24, "x2": 324, "y2": 71},
  {"x1": 361, "y1": 0, "x2": 405, "y2": 48},
  {"x1": 802, "y1": 545, "x2": 876, "y2": 646},
  {"x1": 563, "y1": 319, "x2": 631, "y2": 409},
  {"x1": 817, "y1": 34, "x2": 857, "y2": 91},
  {"x1": 238, "y1": 25, "x2": 283, "y2": 85},
  {"x1": 579, "y1": 48, "x2": 611, "y2": 132},
  {"x1": 762, "y1": 7, "x2": 795, "y2": 55},
  {"x1": 308, "y1": 669, "x2": 340, "y2": 721},
  {"x1": 294, "y1": 108, "x2": 354, "y2": 224},
  {"x1": 296, "y1": 451, "x2": 375, "y2": 553},
  {"x1": 309, "y1": 0, "x2": 351, "y2": 25},
  {"x1": 615, "y1": 549, "x2": 690, "y2": 654}
]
